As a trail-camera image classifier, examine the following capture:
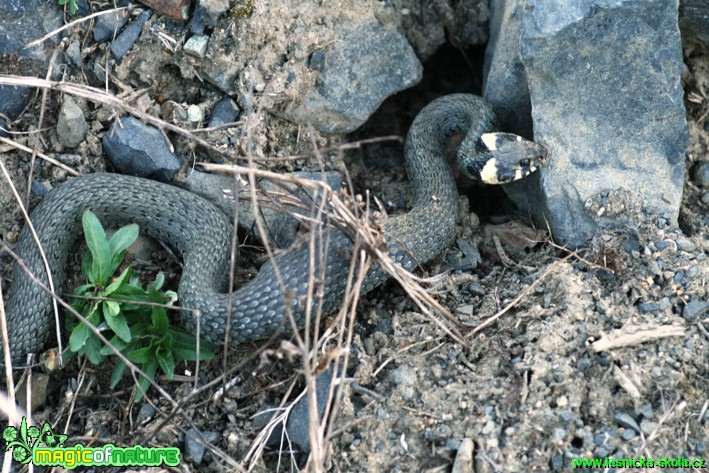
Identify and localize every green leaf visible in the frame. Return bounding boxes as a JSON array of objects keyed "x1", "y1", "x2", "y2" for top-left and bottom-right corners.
[
  {"x1": 108, "y1": 223, "x2": 139, "y2": 256},
  {"x1": 104, "y1": 267, "x2": 132, "y2": 296},
  {"x1": 82, "y1": 210, "x2": 112, "y2": 285},
  {"x1": 155, "y1": 340, "x2": 175, "y2": 379},
  {"x1": 68, "y1": 323, "x2": 90, "y2": 352},
  {"x1": 150, "y1": 308, "x2": 169, "y2": 335},
  {"x1": 82, "y1": 248, "x2": 96, "y2": 285},
  {"x1": 108, "y1": 224, "x2": 138, "y2": 274},
  {"x1": 134, "y1": 359, "x2": 159, "y2": 401},
  {"x1": 110, "y1": 361, "x2": 127, "y2": 388},
  {"x1": 116, "y1": 284, "x2": 150, "y2": 298},
  {"x1": 73, "y1": 283, "x2": 95, "y2": 295},
  {"x1": 127, "y1": 346, "x2": 151, "y2": 364},
  {"x1": 103, "y1": 303, "x2": 131, "y2": 343},
  {"x1": 150, "y1": 272, "x2": 165, "y2": 291},
  {"x1": 84, "y1": 333, "x2": 104, "y2": 364},
  {"x1": 99, "y1": 334, "x2": 130, "y2": 356}
]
